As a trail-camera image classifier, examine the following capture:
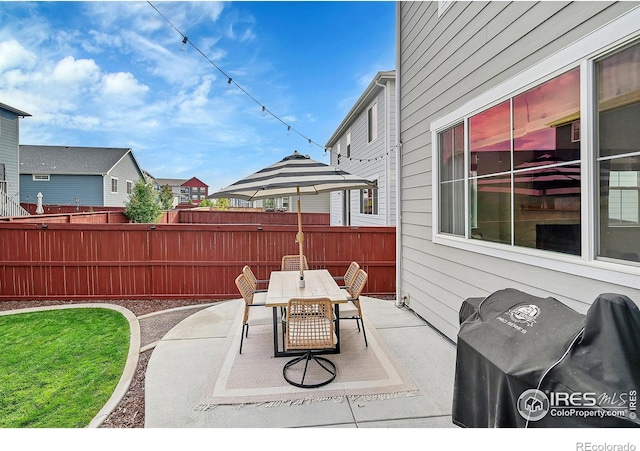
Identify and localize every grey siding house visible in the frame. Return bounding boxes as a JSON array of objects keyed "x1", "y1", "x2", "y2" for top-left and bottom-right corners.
[
  {"x1": 0, "y1": 102, "x2": 31, "y2": 217},
  {"x1": 326, "y1": 71, "x2": 396, "y2": 226},
  {"x1": 397, "y1": 1, "x2": 640, "y2": 341},
  {"x1": 20, "y1": 145, "x2": 145, "y2": 208}
]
